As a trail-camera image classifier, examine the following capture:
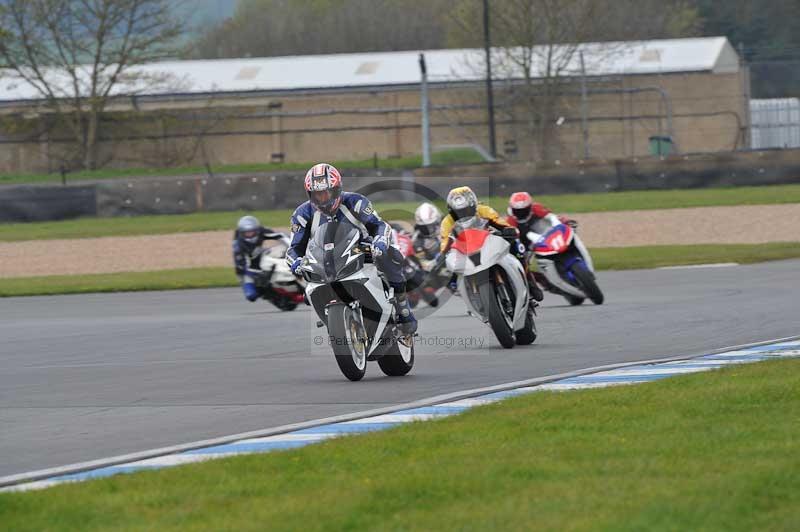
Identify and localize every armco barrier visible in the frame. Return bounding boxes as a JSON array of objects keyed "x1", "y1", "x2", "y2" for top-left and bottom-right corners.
[
  {"x1": 2, "y1": 149, "x2": 800, "y2": 223},
  {"x1": 0, "y1": 185, "x2": 96, "y2": 222}
]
